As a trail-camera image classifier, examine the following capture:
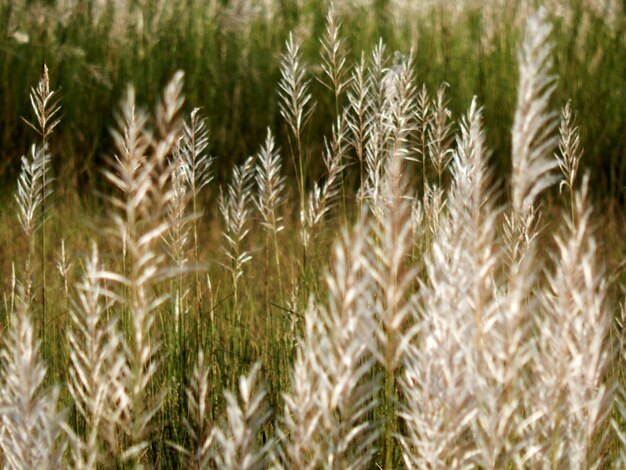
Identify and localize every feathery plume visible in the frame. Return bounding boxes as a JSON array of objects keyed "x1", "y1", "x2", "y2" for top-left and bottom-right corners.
[
  {"x1": 427, "y1": 83, "x2": 454, "y2": 184},
  {"x1": 24, "y1": 63, "x2": 61, "y2": 143},
  {"x1": 279, "y1": 31, "x2": 315, "y2": 213},
  {"x1": 66, "y1": 243, "x2": 129, "y2": 468},
  {"x1": 319, "y1": 2, "x2": 351, "y2": 103},
  {"x1": 347, "y1": 53, "x2": 370, "y2": 183},
  {"x1": 255, "y1": 128, "x2": 286, "y2": 236},
  {"x1": 279, "y1": 32, "x2": 315, "y2": 142},
  {"x1": 213, "y1": 364, "x2": 273, "y2": 469},
  {"x1": 556, "y1": 100, "x2": 582, "y2": 196},
  {"x1": 276, "y1": 219, "x2": 379, "y2": 469},
  {"x1": 534, "y1": 176, "x2": 612, "y2": 468},
  {"x1": 511, "y1": 8, "x2": 559, "y2": 218},
  {"x1": 172, "y1": 350, "x2": 214, "y2": 469},
  {"x1": 0, "y1": 295, "x2": 66, "y2": 469},
  {"x1": 219, "y1": 156, "x2": 255, "y2": 310},
  {"x1": 15, "y1": 144, "x2": 52, "y2": 239},
  {"x1": 103, "y1": 72, "x2": 185, "y2": 461},
  {"x1": 178, "y1": 108, "x2": 213, "y2": 198},
  {"x1": 400, "y1": 98, "x2": 495, "y2": 469}
]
